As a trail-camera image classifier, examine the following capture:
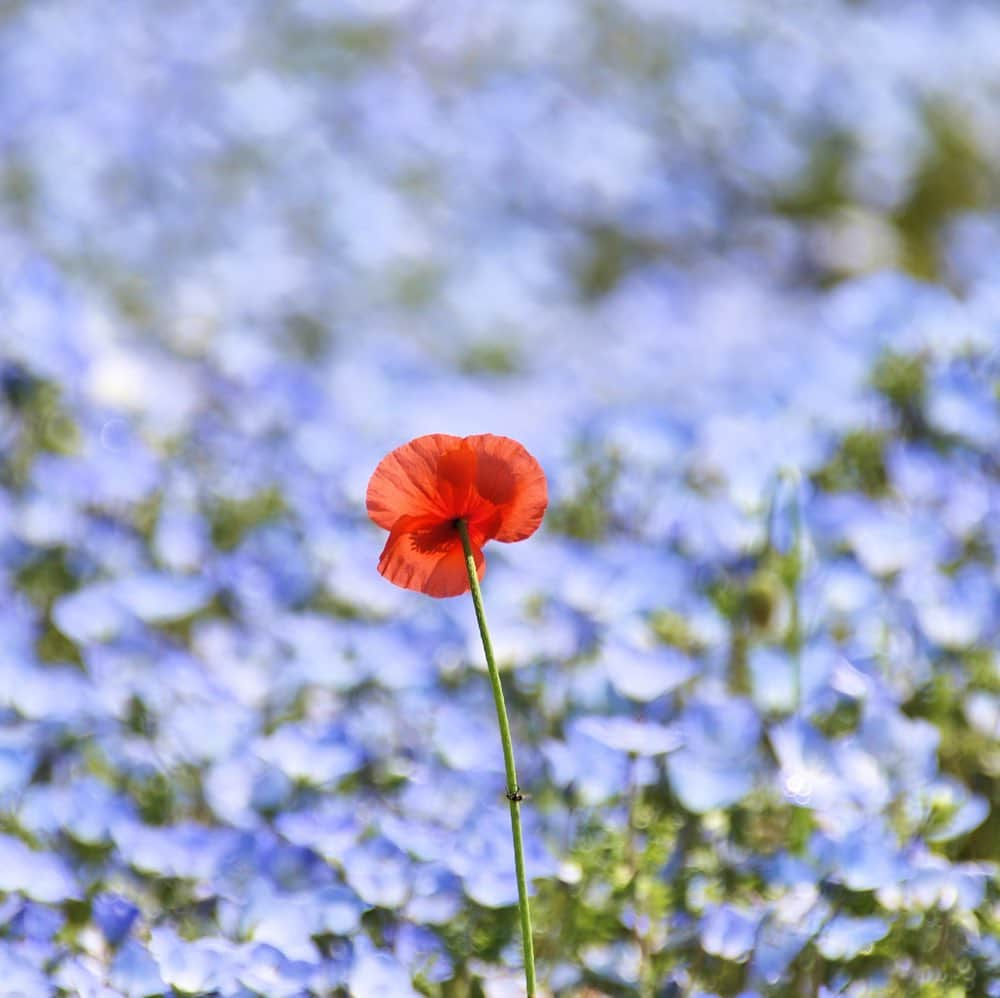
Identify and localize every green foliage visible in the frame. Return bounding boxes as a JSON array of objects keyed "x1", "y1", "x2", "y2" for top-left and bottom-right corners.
[
  {"x1": 894, "y1": 104, "x2": 993, "y2": 280},
  {"x1": 14, "y1": 548, "x2": 76, "y2": 611},
  {"x1": 813, "y1": 429, "x2": 891, "y2": 497},
  {"x1": 773, "y1": 131, "x2": 854, "y2": 219},
  {"x1": 392, "y1": 260, "x2": 443, "y2": 310},
  {"x1": 458, "y1": 342, "x2": 522, "y2": 376},
  {"x1": 575, "y1": 225, "x2": 632, "y2": 301},
  {"x1": 209, "y1": 485, "x2": 287, "y2": 551},
  {"x1": 547, "y1": 449, "x2": 622, "y2": 541},
  {"x1": 872, "y1": 350, "x2": 928, "y2": 437},
  {"x1": 649, "y1": 610, "x2": 706, "y2": 656},
  {"x1": 770, "y1": 105, "x2": 995, "y2": 285},
  {"x1": 1, "y1": 373, "x2": 79, "y2": 487},
  {"x1": 905, "y1": 660, "x2": 1000, "y2": 863},
  {"x1": 283, "y1": 311, "x2": 331, "y2": 362},
  {"x1": 14, "y1": 548, "x2": 84, "y2": 665}
]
